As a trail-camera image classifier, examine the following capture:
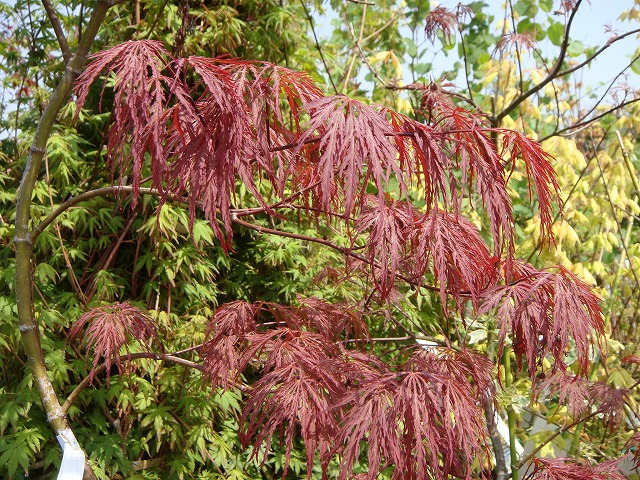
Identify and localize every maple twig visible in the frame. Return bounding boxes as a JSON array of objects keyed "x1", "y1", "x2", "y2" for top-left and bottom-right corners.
[
  {"x1": 62, "y1": 352, "x2": 208, "y2": 414},
  {"x1": 557, "y1": 28, "x2": 640, "y2": 78},
  {"x1": 342, "y1": 2, "x2": 367, "y2": 92},
  {"x1": 507, "y1": 0, "x2": 525, "y2": 96},
  {"x1": 457, "y1": 15, "x2": 475, "y2": 105},
  {"x1": 41, "y1": 0, "x2": 71, "y2": 63},
  {"x1": 299, "y1": 0, "x2": 338, "y2": 94},
  {"x1": 32, "y1": 185, "x2": 157, "y2": 240},
  {"x1": 84, "y1": 211, "x2": 139, "y2": 303},
  {"x1": 232, "y1": 215, "x2": 487, "y2": 299},
  {"x1": 518, "y1": 379, "x2": 640, "y2": 470},
  {"x1": 44, "y1": 156, "x2": 87, "y2": 303},
  {"x1": 493, "y1": 0, "x2": 582, "y2": 125},
  {"x1": 544, "y1": 95, "x2": 640, "y2": 142},
  {"x1": 348, "y1": 19, "x2": 386, "y2": 87},
  {"x1": 483, "y1": 397, "x2": 508, "y2": 480},
  {"x1": 517, "y1": 410, "x2": 598, "y2": 469},
  {"x1": 503, "y1": 351, "x2": 519, "y2": 479},
  {"x1": 541, "y1": 54, "x2": 640, "y2": 141},
  {"x1": 361, "y1": 9, "x2": 403, "y2": 44}
]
